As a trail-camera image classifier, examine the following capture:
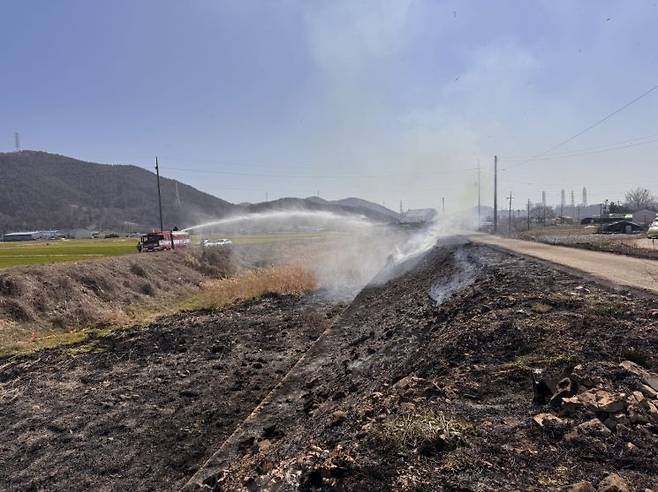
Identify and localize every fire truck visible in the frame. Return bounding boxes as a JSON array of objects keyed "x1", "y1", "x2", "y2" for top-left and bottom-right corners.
[{"x1": 137, "y1": 230, "x2": 191, "y2": 252}]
